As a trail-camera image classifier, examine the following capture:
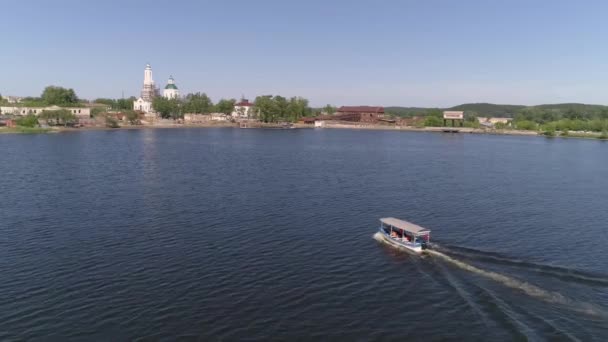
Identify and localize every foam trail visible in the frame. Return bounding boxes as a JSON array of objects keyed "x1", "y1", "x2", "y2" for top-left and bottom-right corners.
[
  {"x1": 431, "y1": 243, "x2": 608, "y2": 286},
  {"x1": 426, "y1": 249, "x2": 608, "y2": 319}
]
